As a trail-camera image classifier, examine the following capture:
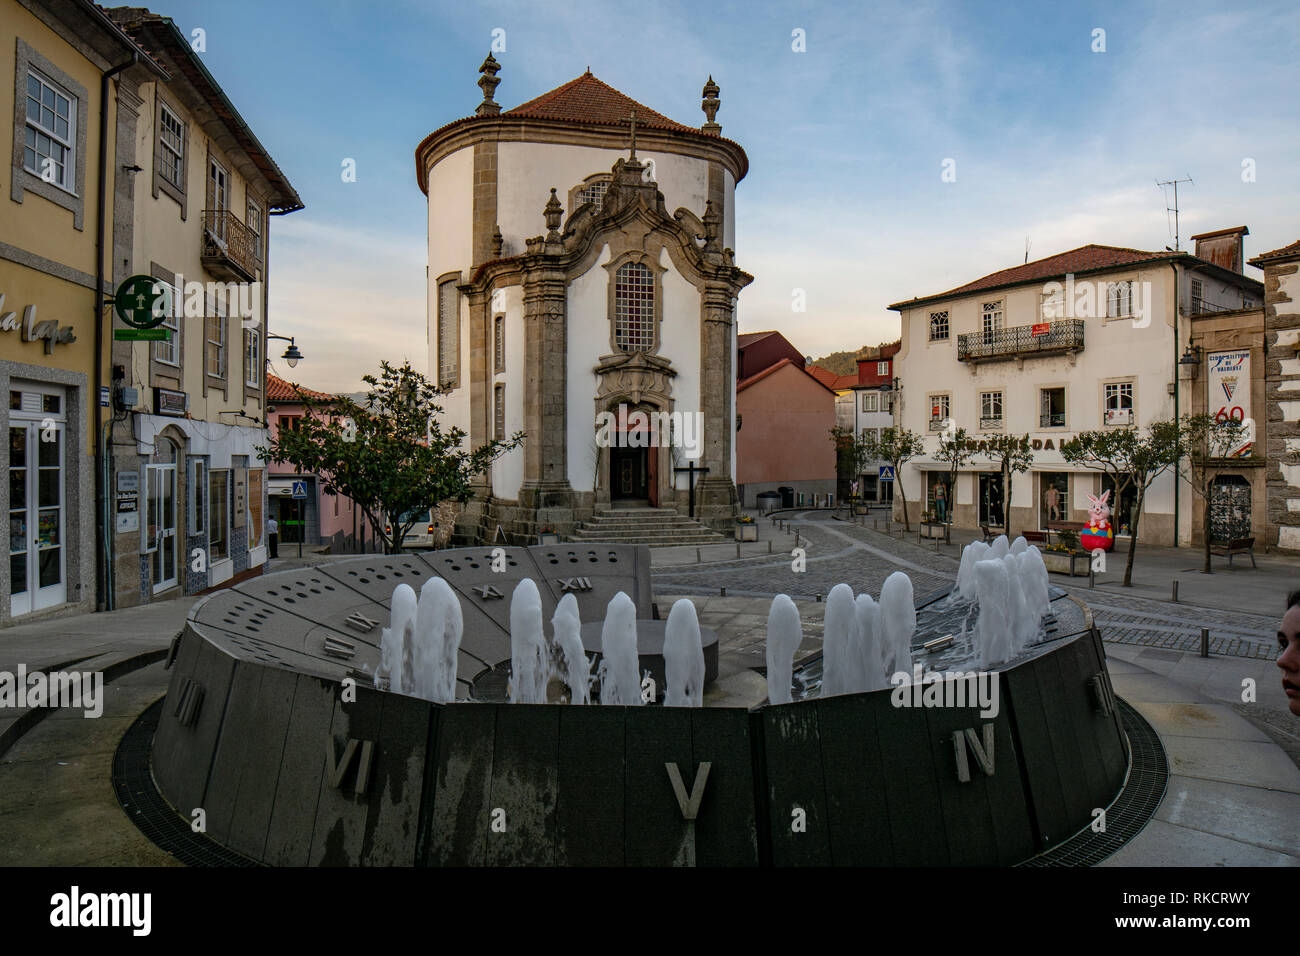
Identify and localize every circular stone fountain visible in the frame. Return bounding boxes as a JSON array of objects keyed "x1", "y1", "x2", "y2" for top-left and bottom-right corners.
[{"x1": 144, "y1": 544, "x2": 1128, "y2": 866}]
